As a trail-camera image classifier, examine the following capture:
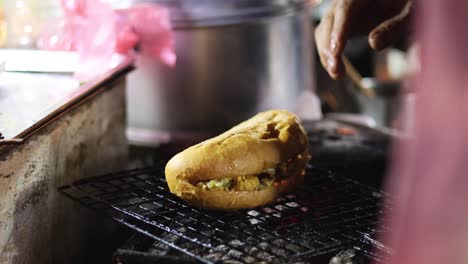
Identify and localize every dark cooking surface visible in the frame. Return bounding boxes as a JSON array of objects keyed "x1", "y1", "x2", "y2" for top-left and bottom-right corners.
[
  {"x1": 303, "y1": 120, "x2": 390, "y2": 189},
  {"x1": 61, "y1": 170, "x2": 385, "y2": 263},
  {"x1": 59, "y1": 166, "x2": 389, "y2": 263},
  {"x1": 59, "y1": 119, "x2": 392, "y2": 263}
]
